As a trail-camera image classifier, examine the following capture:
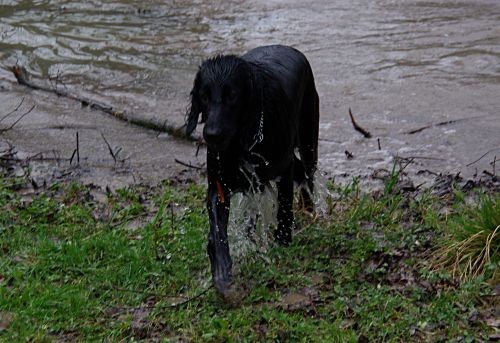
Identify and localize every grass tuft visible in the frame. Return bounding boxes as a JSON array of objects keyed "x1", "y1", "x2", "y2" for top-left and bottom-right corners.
[{"x1": 432, "y1": 195, "x2": 500, "y2": 282}]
